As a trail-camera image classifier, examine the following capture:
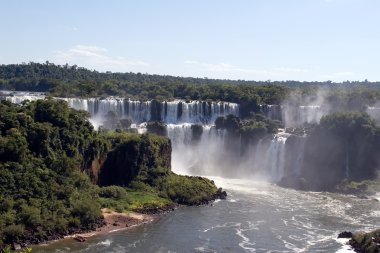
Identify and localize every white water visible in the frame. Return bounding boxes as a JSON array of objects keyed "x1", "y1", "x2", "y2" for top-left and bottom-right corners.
[
  {"x1": 1, "y1": 92, "x2": 306, "y2": 183},
  {"x1": 260, "y1": 104, "x2": 326, "y2": 127},
  {"x1": 5, "y1": 92, "x2": 380, "y2": 252},
  {"x1": 35, "y1": 177, "x2": 380, "y2": 253}
]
